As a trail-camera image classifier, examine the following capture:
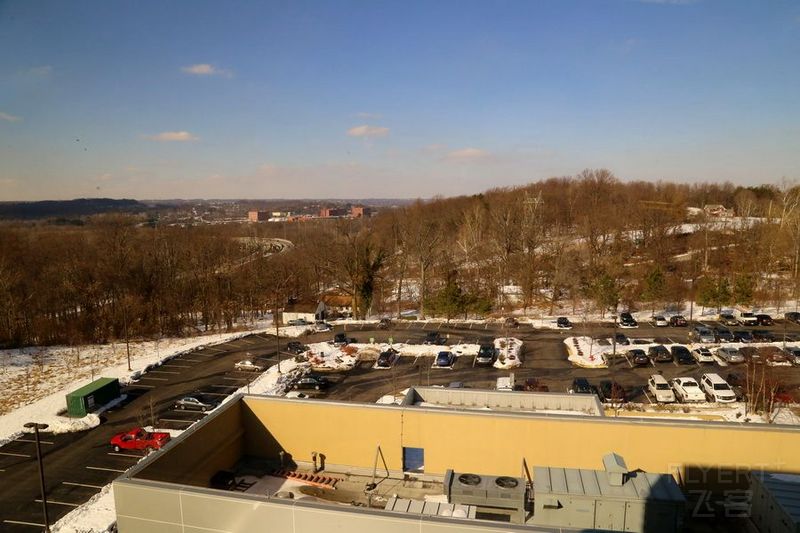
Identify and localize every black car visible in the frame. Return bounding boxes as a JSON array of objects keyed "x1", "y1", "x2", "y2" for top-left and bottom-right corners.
[
  {"x1": 291, "y1": 375, "x2": 330, "y2": 391},
  {"x1": 570, "y1": 377, "x2": 596, "y2": 395},
  {"x1": 333, "y1": 332, "x2": 348, "y2": 346},
  {"x1": 504, "y1": 317, "x2": 519, "y2": 328},
  {"x1": 286, "y1": 341, "x2": 307, "y2": 355},
  {"x1": 424, "y1": 332, "x2": 446, "y2": 345},
  {"x1": 734, "y1": 330, "x2": 754, "y2": 343},
  {"x1": 627, "y1": 349, "x2": 650, "y2": 367},
  {"x1": 756, "y1": 314, "x2": 774, "y2": 326},
  {"x1": 785, "y1": 312, "x2": 800, "y2": 324},
  {"x1": 726, "y1": 372, "x2": 747, "y2": 401},
  {"x1": 613, "y1": 333, "x2": 630, "y2": 346},
  {"x1": 599, "y1": 380, "x2": 627, "y2": 403},
  {"x1": 618, "y1": 312, "x2": 638, "y2": 328},
  {"x1": 475, "y1": 344, "x2": 496, "y2": 365},
  {"x1": 377, "y1": 318, "x2": 392, "y2": 330},
  {"x1": 648, "y1": 345, "x2": 673, "y2": 363},
  {"x1": 713, "y1": 327, "x2": 735, "y2": 343},
  {"x1": 752, "y1": 330, "x2": 775, "y2": 342},
  {"x1": 670, "y1": 345, "x2": 695, "y2": 365},
  {"x1": 669, "y1": 315, "x2": 688, "y2": 327},
  {"x1": 375, "y1": 348, "x2": 399, "y2": 368},
  {"x1": 556, "y1": 317, "x2": 572, "y2": 329}
]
